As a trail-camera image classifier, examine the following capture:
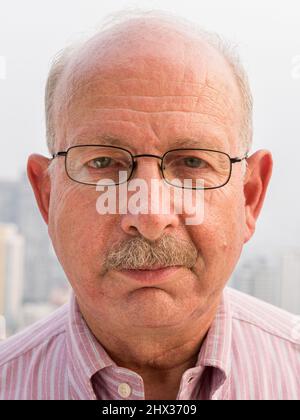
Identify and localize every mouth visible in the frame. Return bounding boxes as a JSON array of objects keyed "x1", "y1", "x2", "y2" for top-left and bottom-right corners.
[{"x1": 117, "y1": 265, "x2": 182, "y2": 284}]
